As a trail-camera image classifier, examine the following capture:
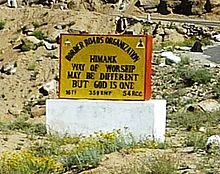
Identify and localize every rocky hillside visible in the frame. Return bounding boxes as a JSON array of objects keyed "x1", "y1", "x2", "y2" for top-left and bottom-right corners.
[
  {"x1": 0, "y1": 1, "x2": 220, "y2": 173},
  {"x1": 0, "y1": 0, "x2": 220, "y2": 117}
]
